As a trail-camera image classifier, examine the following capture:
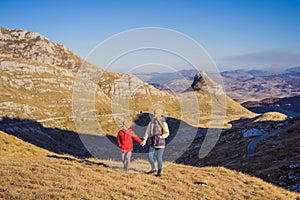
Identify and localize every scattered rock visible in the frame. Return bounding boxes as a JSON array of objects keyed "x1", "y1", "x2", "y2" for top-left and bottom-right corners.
[
  {"x1": 279, "y1": 182, "x2": 287, "y2": 186},
  {"x1": 275, "y1": 123, "x2": 284, "y2": 128},
  {"x1": 289, "y1": 163, "x2": 300, "y2": 170},
  {"x1": 236, "y1": 134, "x2": 242, "y2": 139},
  {"x1": 288, "y1": 171, "x2": 296, "y2": 180},
  {"x1": 272, "y1": 142, "x2": 284, "y2": 148},
  {"x1": 238, "y1": 139, "x2": 246, "y2": 144},
  {"x1": 286, "y1": 185, "x2": 300, "y2": 192},
  {"x1": 194, "y1": 181, "x2": 208, "y2": 187},
  {"x1": 231, "y1": 154, "x2": 239, "y2": 159},
  {"x1": 242, "y1": 128, "x2": 263, "y2": 138}
]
